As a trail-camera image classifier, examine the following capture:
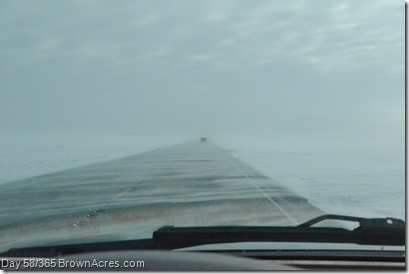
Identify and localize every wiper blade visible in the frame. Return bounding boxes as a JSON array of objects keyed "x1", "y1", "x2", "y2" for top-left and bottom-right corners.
[
  {"x1": 1, "y1": 215, "x2": 404, "y2": 257},
  {"x1": 153, "y1": 215, "x2": 405, "y2": 249}
]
